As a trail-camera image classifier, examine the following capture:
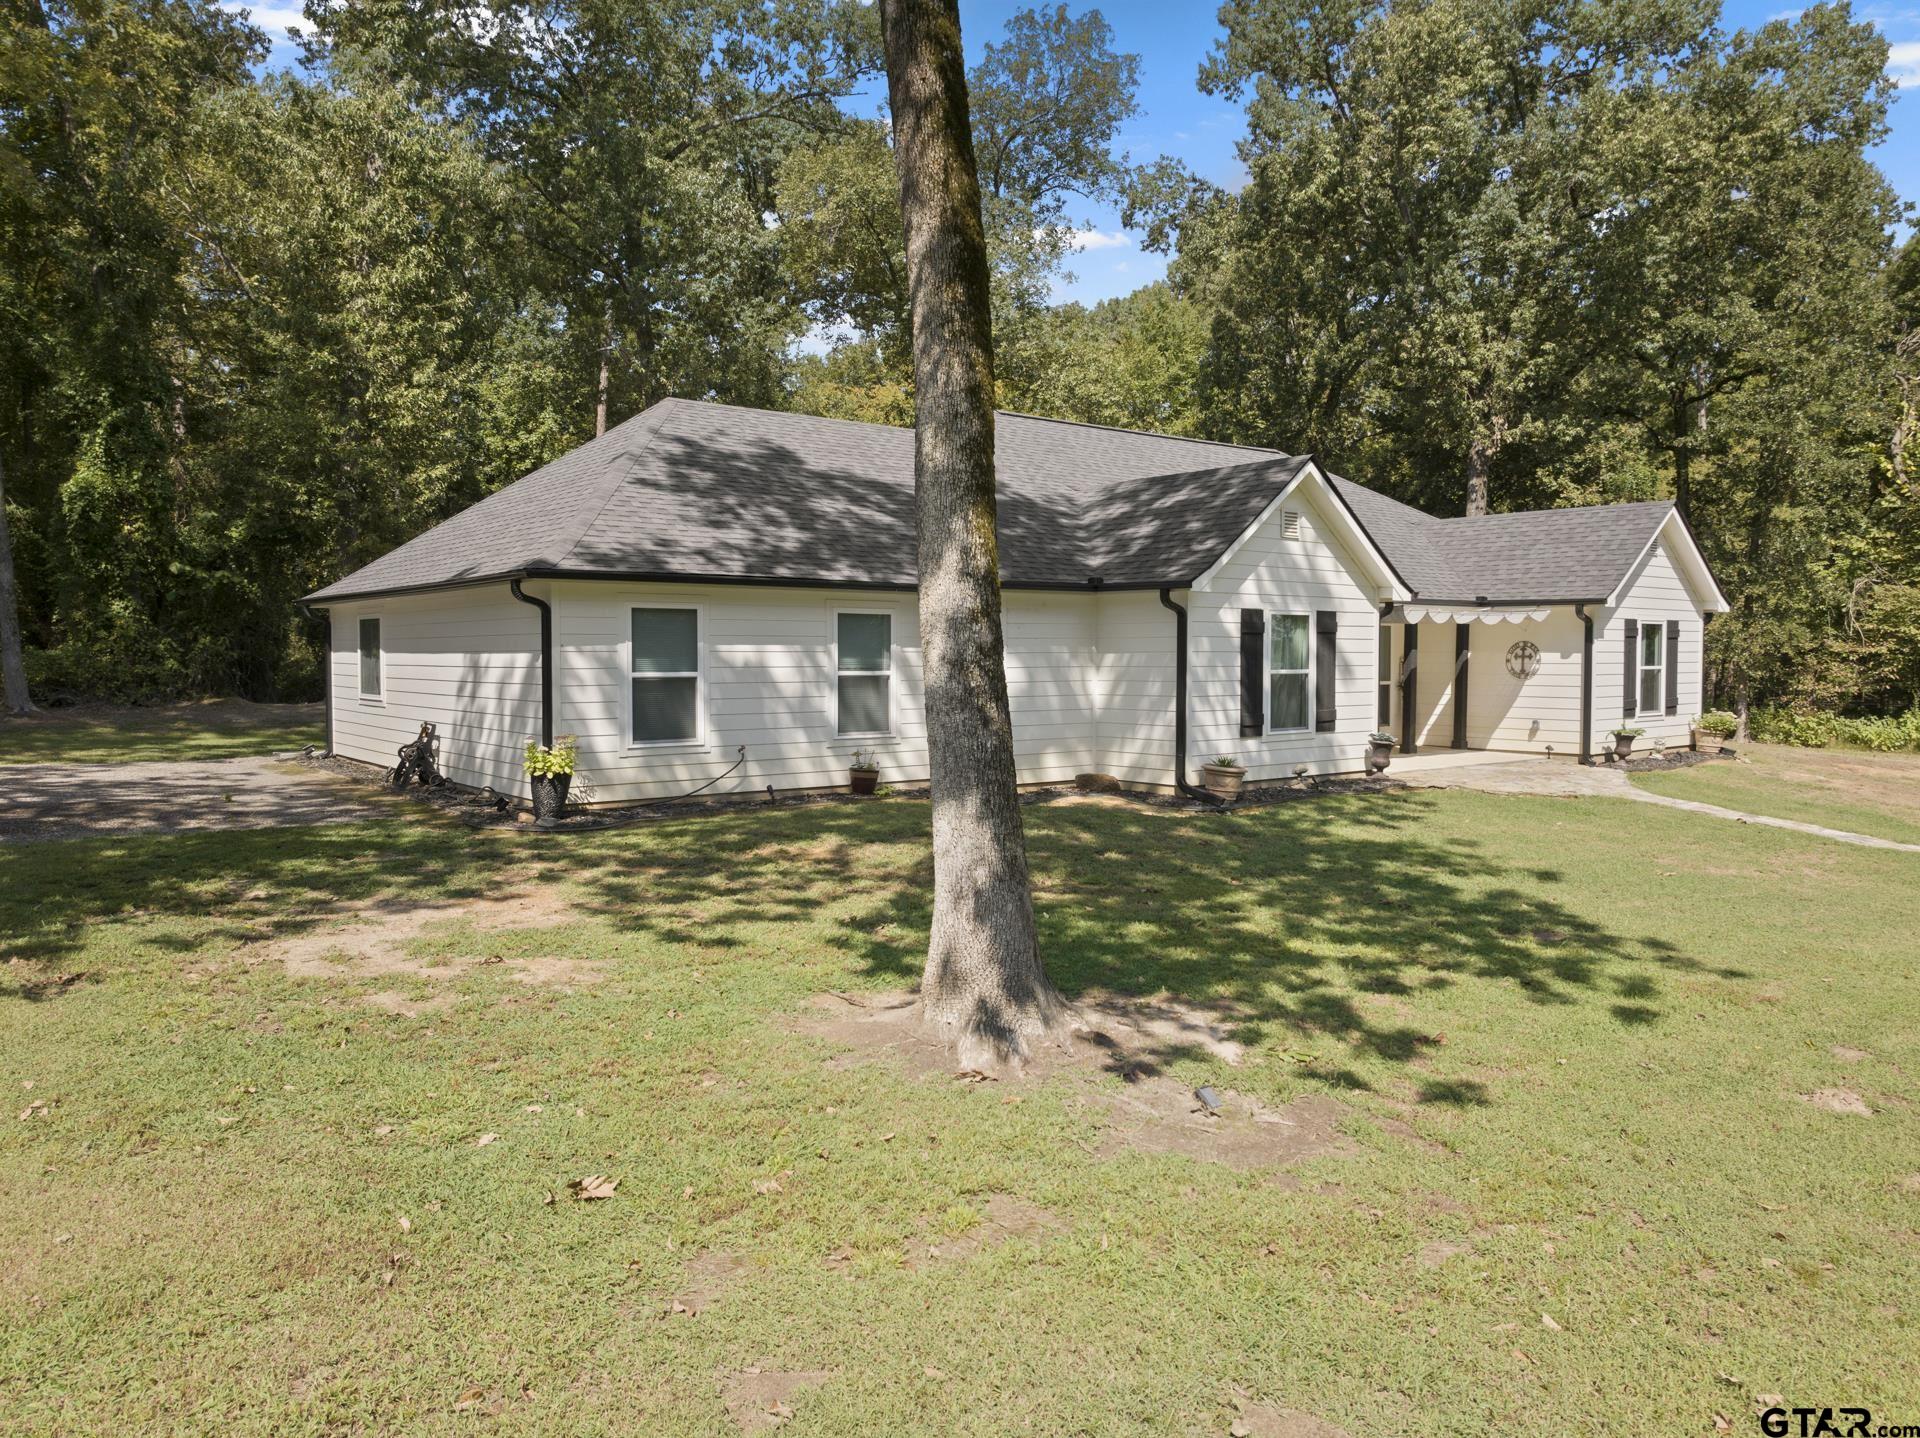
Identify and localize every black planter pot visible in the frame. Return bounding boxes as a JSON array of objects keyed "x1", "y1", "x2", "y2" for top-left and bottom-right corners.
[
  {"x1": 1612, "y1": 735, "x2": 1635, "y2": 761},
  {"x1": 530, "y1": 772, "x2": 572, "y2": 825},
  {"x1": 1367, "y1": 741, "x2": 1393, "y2": 774},
  {"x1": 849, "y1": 768, "x2": 879, "y2": 796}
]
